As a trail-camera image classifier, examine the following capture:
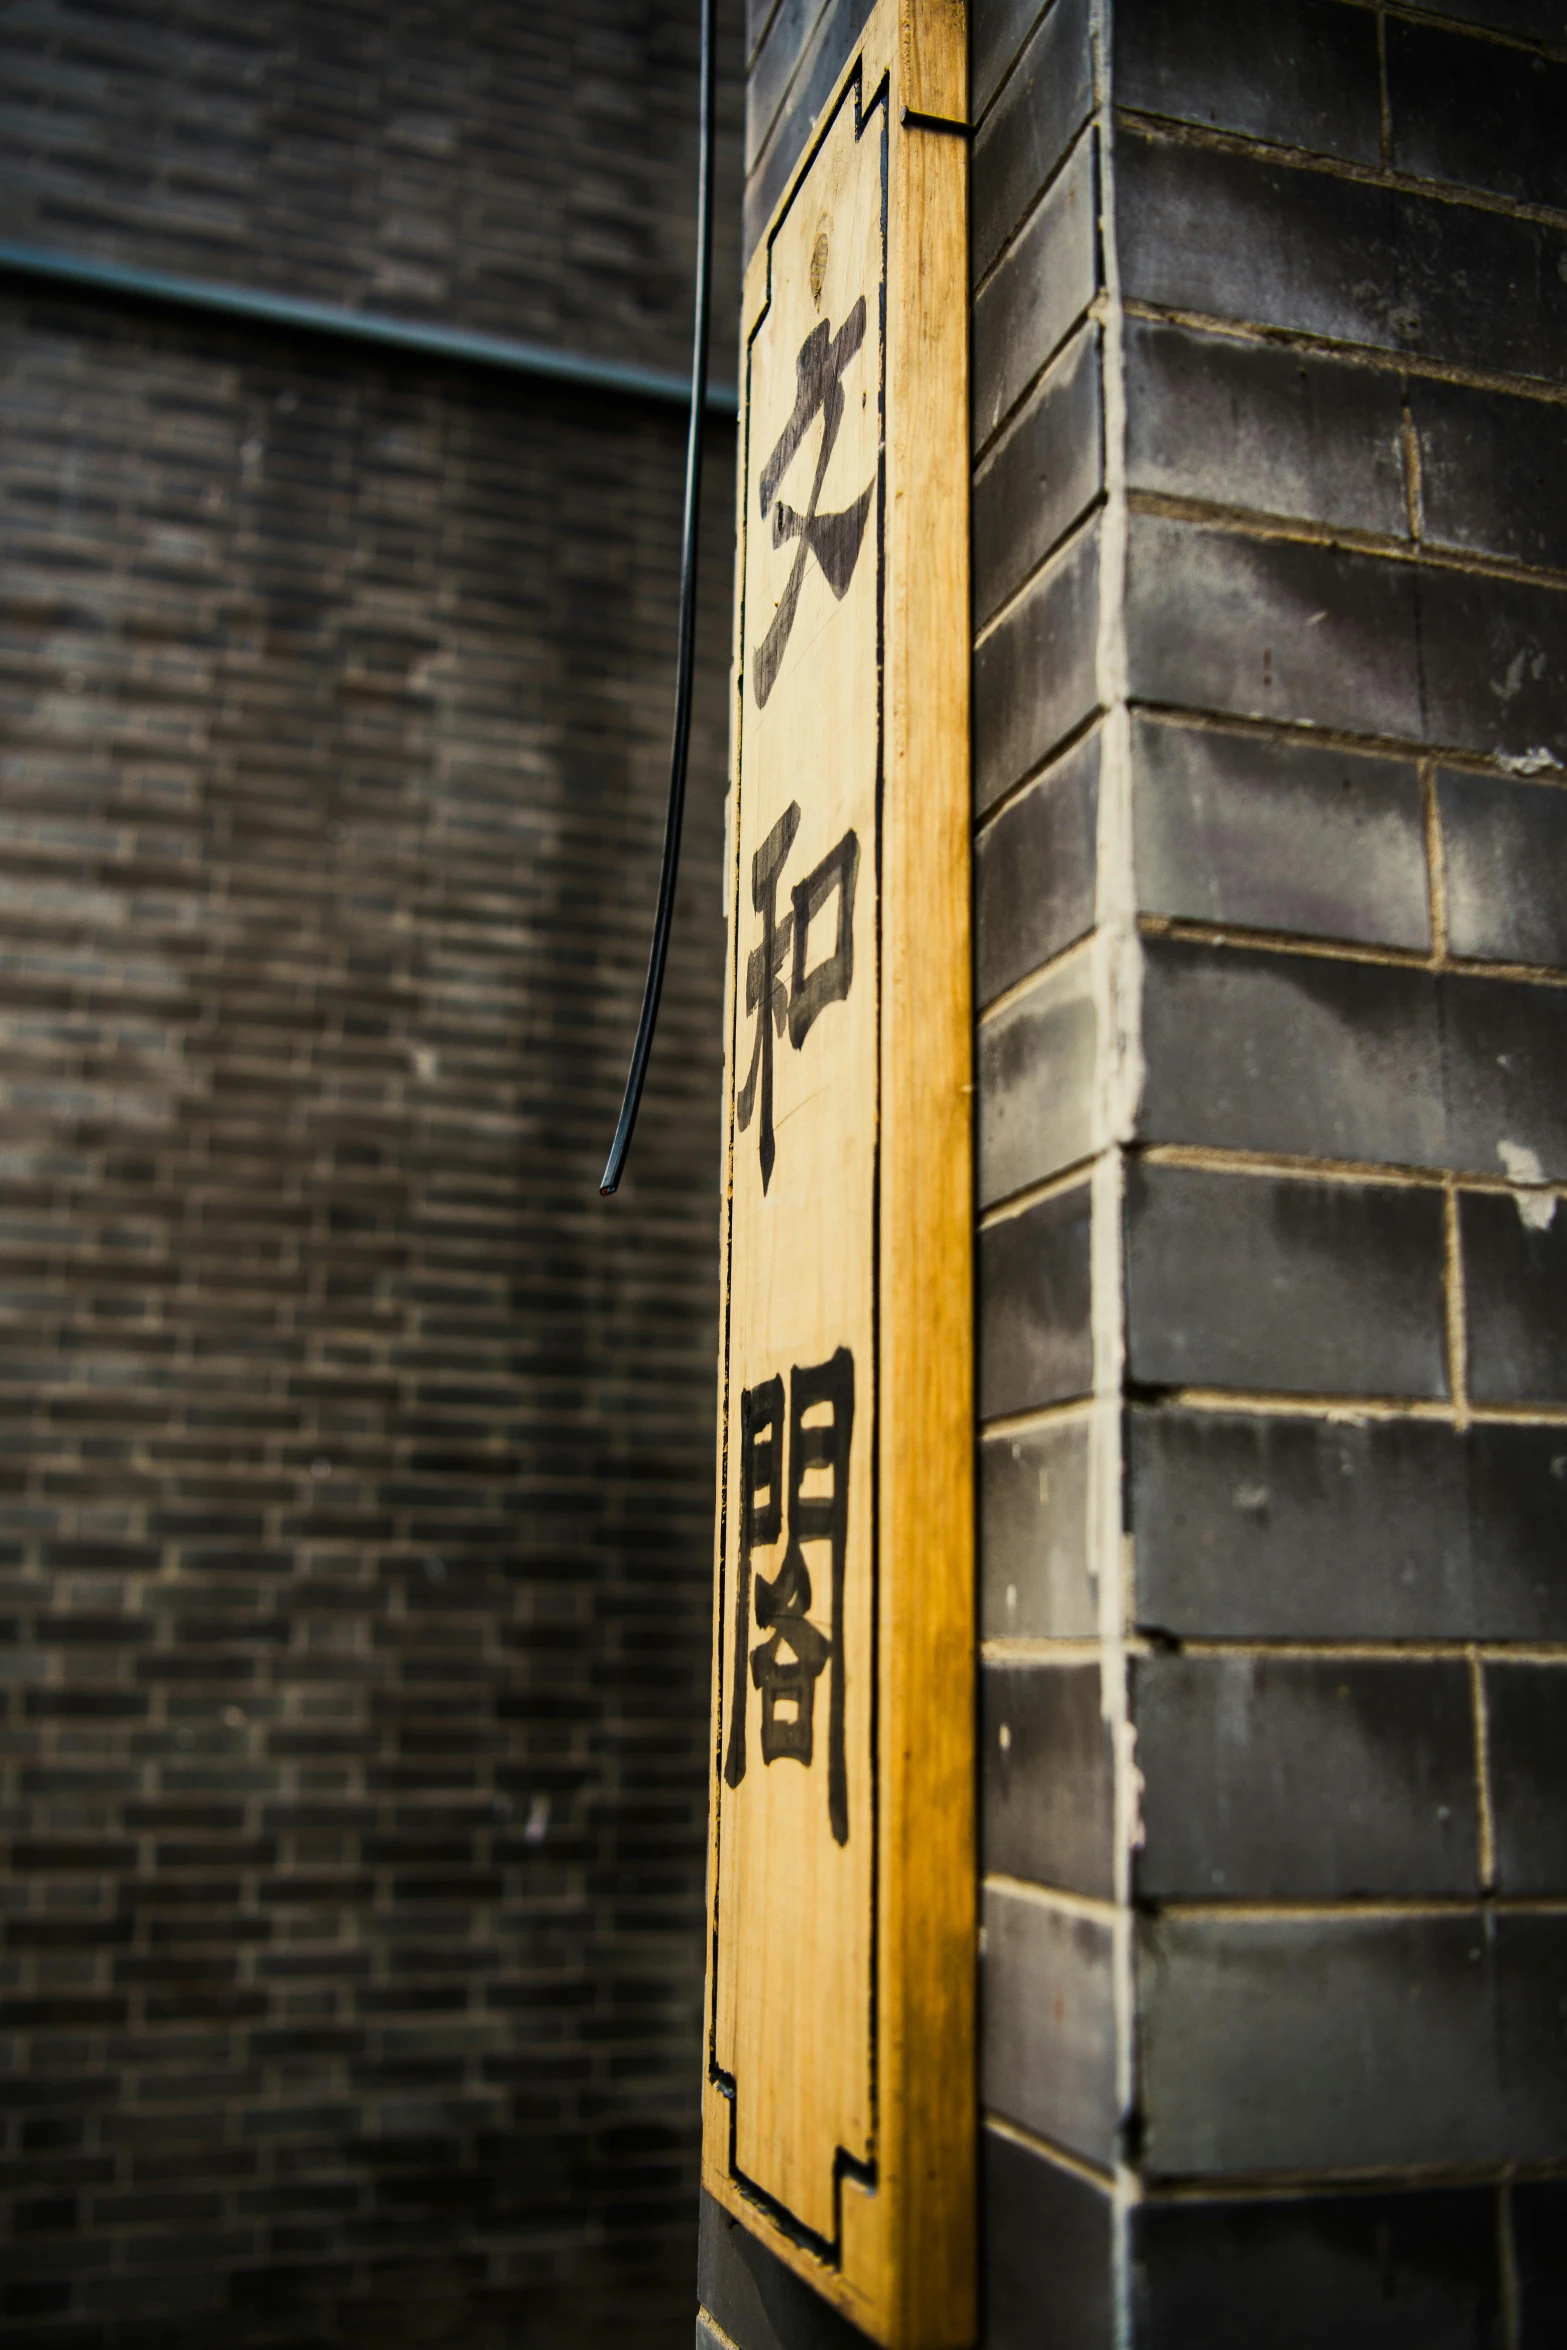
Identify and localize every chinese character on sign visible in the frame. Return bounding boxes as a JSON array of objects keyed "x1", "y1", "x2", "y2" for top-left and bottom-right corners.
[
  {"x1": 723, "y1": 1347, "x2": 854, "y2": 1846},
  {"x1": 736, "y1": 805, "x2": 858, "y2": 1193},
  {"x1": 753, "y1": 300, "x2": 875, "y2": 709}
]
